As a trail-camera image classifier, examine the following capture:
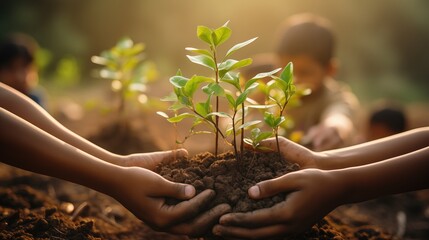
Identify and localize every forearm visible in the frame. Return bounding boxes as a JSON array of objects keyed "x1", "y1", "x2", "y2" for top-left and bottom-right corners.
[
  {"x1": 317, "y1": 127, "x2": 429, "y2": 170},
  {"x1": 338, "y1": 146, "x2": 429, "y2": 204},
  {"x1": 0, "y1": 83, "x2": 122, "y2": 165},
  {"x1": 0, "y1": 107, "x2": 122, "y2": 195}
]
